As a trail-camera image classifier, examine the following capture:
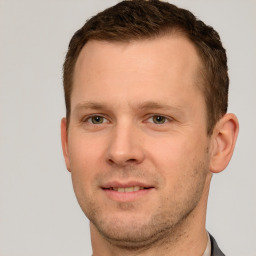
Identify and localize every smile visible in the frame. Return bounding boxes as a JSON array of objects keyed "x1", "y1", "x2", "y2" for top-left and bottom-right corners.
[
  {"x1": 107, "y1": 186, "x2": 146, "y2": 193},
  {"x1": 102, "y1": 182, "x2": 154, "y2": 202}
]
